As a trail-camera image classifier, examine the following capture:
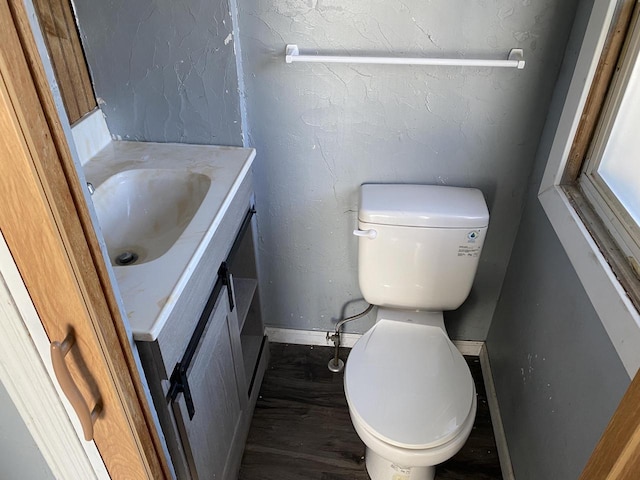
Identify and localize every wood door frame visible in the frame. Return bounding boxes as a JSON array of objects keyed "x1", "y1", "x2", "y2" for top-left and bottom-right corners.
[
  {"x1": 0, "y1": 0, "x2": 171, "y2": 478},
  {"x1": 580, "y1": 368, "x2": 640, "y2": 479},
  {"x1": 31, "y1": 0, "x2": 97, "y2": 123}
]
